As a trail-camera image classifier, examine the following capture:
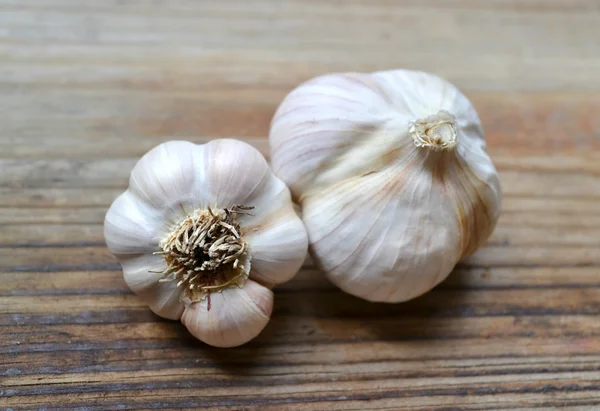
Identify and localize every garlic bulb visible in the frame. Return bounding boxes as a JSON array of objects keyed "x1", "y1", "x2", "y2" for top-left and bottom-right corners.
[
  {"x1": 269, "y1": 69, "x2": 502, "y2": 303},
  {"x1": 104, "y1": 139, "x2": 308, "y2": 347}
]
